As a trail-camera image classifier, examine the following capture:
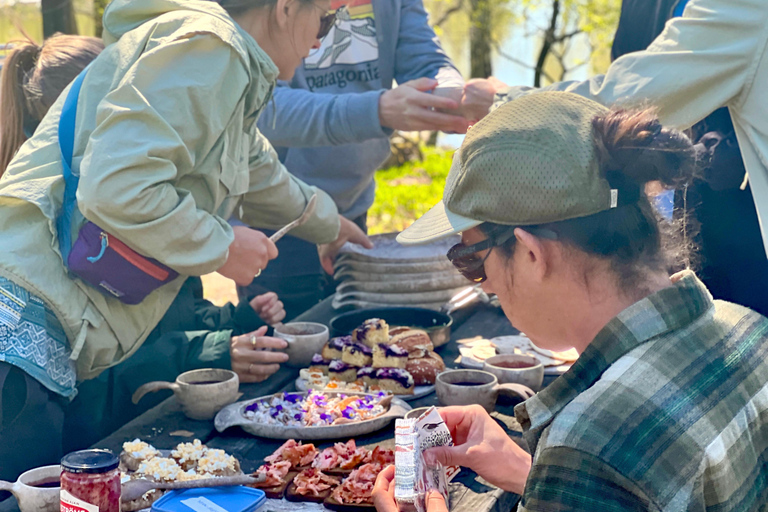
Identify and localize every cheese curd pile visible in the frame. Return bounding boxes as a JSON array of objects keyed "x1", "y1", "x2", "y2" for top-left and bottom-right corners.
[
  {"x1": 243, "y1": 390, "x2": 388, "y2": 427},
  {"x1": 121, "y1": 439, "x2": 240, "y2": 481}
]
